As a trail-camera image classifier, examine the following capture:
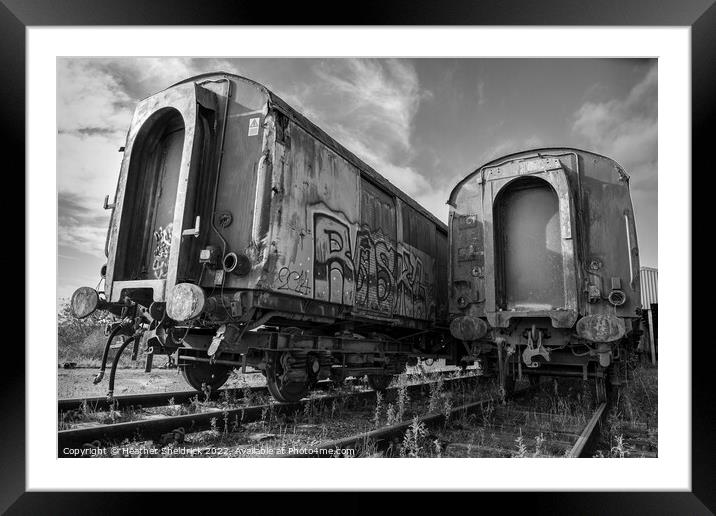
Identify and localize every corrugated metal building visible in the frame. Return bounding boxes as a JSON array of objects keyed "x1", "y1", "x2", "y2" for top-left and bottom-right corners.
[
  {"x1": 640, "y1": 267, "x2": 658, "y2": 306},
  {"x1": 639, "y1": 267, "x2": 658, "y2": 364}
]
